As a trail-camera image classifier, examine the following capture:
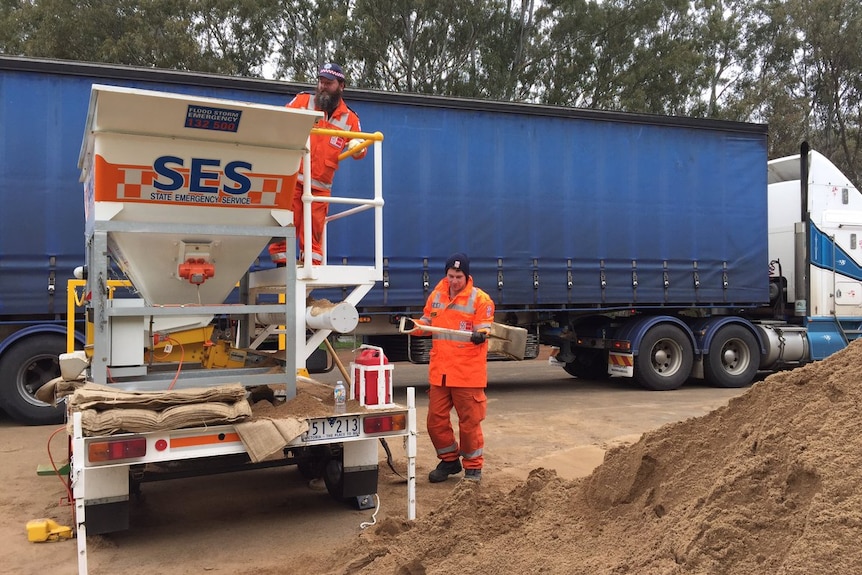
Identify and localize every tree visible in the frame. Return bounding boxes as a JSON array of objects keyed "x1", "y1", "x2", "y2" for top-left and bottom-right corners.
[
  {"x1": 345, "y1": 0, "x2": 487, "y2": 94},
  {"x1": 191, "y1": 0, "x2": 281, "y2": 77},
  {"x1": 3, "y1": 0, "x2": 224, "y2": 72},
  {"x1": 787, "y1": 0, "x2": 861, "y2": 182},
  {"x1": 262, "y1": 0, "x2": 354, "y2": 83},
  {"x1": 531, "y1": 0, "x2": 604, "y2": 107},
  {"x1": 472, "y1": 0, "x2": 541, "y2": 101},
  {"x1": 0, "y1": 0, "x2": 26, "y2": 55},
  {"x1": 0, "y1": 0, "x2": 858, "y2": 179}
]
